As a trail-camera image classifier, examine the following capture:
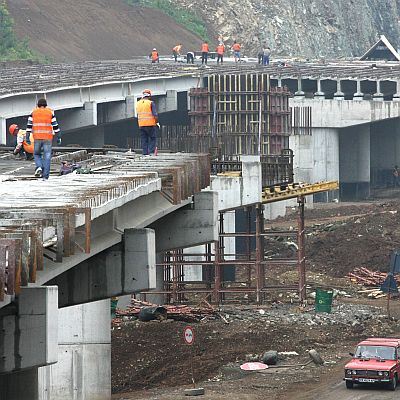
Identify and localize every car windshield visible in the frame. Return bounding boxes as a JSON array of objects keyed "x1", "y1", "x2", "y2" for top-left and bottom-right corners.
[{"x1": 355, "y1": 345, "x2": 396, "y2": 360}]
